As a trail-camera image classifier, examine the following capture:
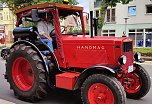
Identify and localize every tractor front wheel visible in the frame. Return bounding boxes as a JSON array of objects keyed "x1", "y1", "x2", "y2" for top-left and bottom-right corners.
[
  {"x1": 81, "y1": 74, "x2": 126, "y2": 104},
  {"x1": 124, "y1": 64, "x2": 151, "y2": 99},
  {"x1": 6, "y1": 44, "x2": 48, "y2": 102}
]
